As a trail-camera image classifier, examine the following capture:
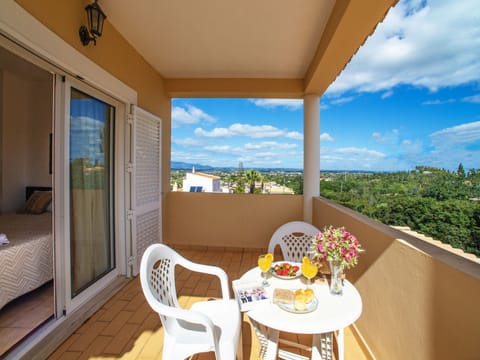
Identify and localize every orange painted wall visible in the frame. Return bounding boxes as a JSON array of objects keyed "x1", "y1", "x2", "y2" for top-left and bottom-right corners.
[
  {"x1": 165, "y1": 192, "x2": 303, "y2": 249},
  {"x1": 313, "y1": 196, "x2": 480, "y2": 360},
  {"x1": 15, "y1": 0, "x2": 171, "y2": 195}
]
